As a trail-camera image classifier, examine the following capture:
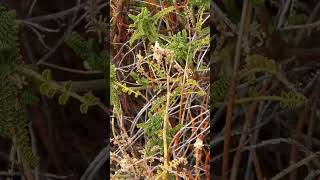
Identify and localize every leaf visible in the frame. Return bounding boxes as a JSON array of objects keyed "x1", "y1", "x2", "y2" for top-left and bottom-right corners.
[
  {"x1": 46, "y1": 88, "x2": 56, "y2": 98},
  {"x1": 245, "y1": 54, "x2": 280, "y2": 73},
  {"x1": 190, "y1": 0, "x2": 210, "y2": 9},
  {"x1": 80, "y1": 104, "x2": 89, "y2": 114},
  {"x1": 153, "y1": 6, "x2": 175, "y2": 21},
  {"x1": 212, "y1": 75, "x2": 230, "y2": 103},
  {"x1": 58, "y1": 93, "x2": 70, "y2": 105},
  {"x1": 128, "y1": 7, "x2": 161, "y2": 45},
  {"x1": 79, "y1": 92, "x2": 100, "y2": 114},
  {"x1": 279, "y1": 91, "x2": 305, "y2": 108},
  {"x1": 63, "y1": 81, "x2": 72, "y2": 91},
  {"x1": 39, "y1": 83, "x2": 50, "y2": 95},
  {"x1": 41, "y1": 69, "x2": 52, "y2": 81}
]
